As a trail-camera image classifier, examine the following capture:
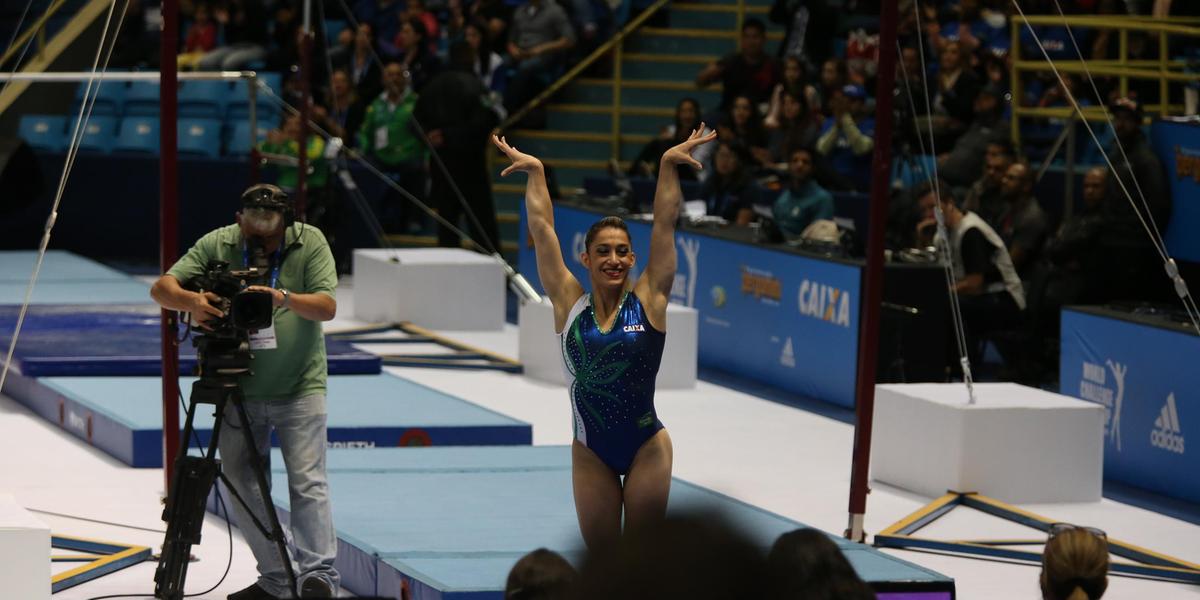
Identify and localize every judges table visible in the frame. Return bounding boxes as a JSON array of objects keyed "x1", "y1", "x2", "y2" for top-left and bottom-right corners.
[
  {"x1": 1060, "y1": 305, "x2": 1200, "y2": 505},
  {"x1": 518, "y1": 200, "x2": 947, "y2": 409}
]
